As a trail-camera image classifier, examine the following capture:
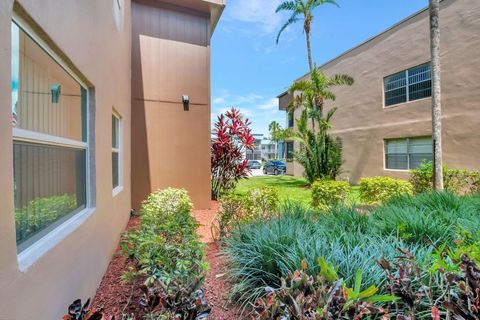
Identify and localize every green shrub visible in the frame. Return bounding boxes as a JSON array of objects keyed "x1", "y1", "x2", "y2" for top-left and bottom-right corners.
[
  {"x1": 243, "y1": 187, "x2": 279, "y2": 220},
  {"x1": 311, "y1": 180, "x2": 350, "y2": 210},
  {"x1": 212, "y1": 193, "x2": 246, "y2": 240},
  {"x1": 410, "y1": 161, "x2": 480, "y2": 195},
  {"x1": 359, "y1": 176, "x2": 413, "y2": 205},
  {"x1": 121, "y1": 188, "x2": 205, "y2": 288}
]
